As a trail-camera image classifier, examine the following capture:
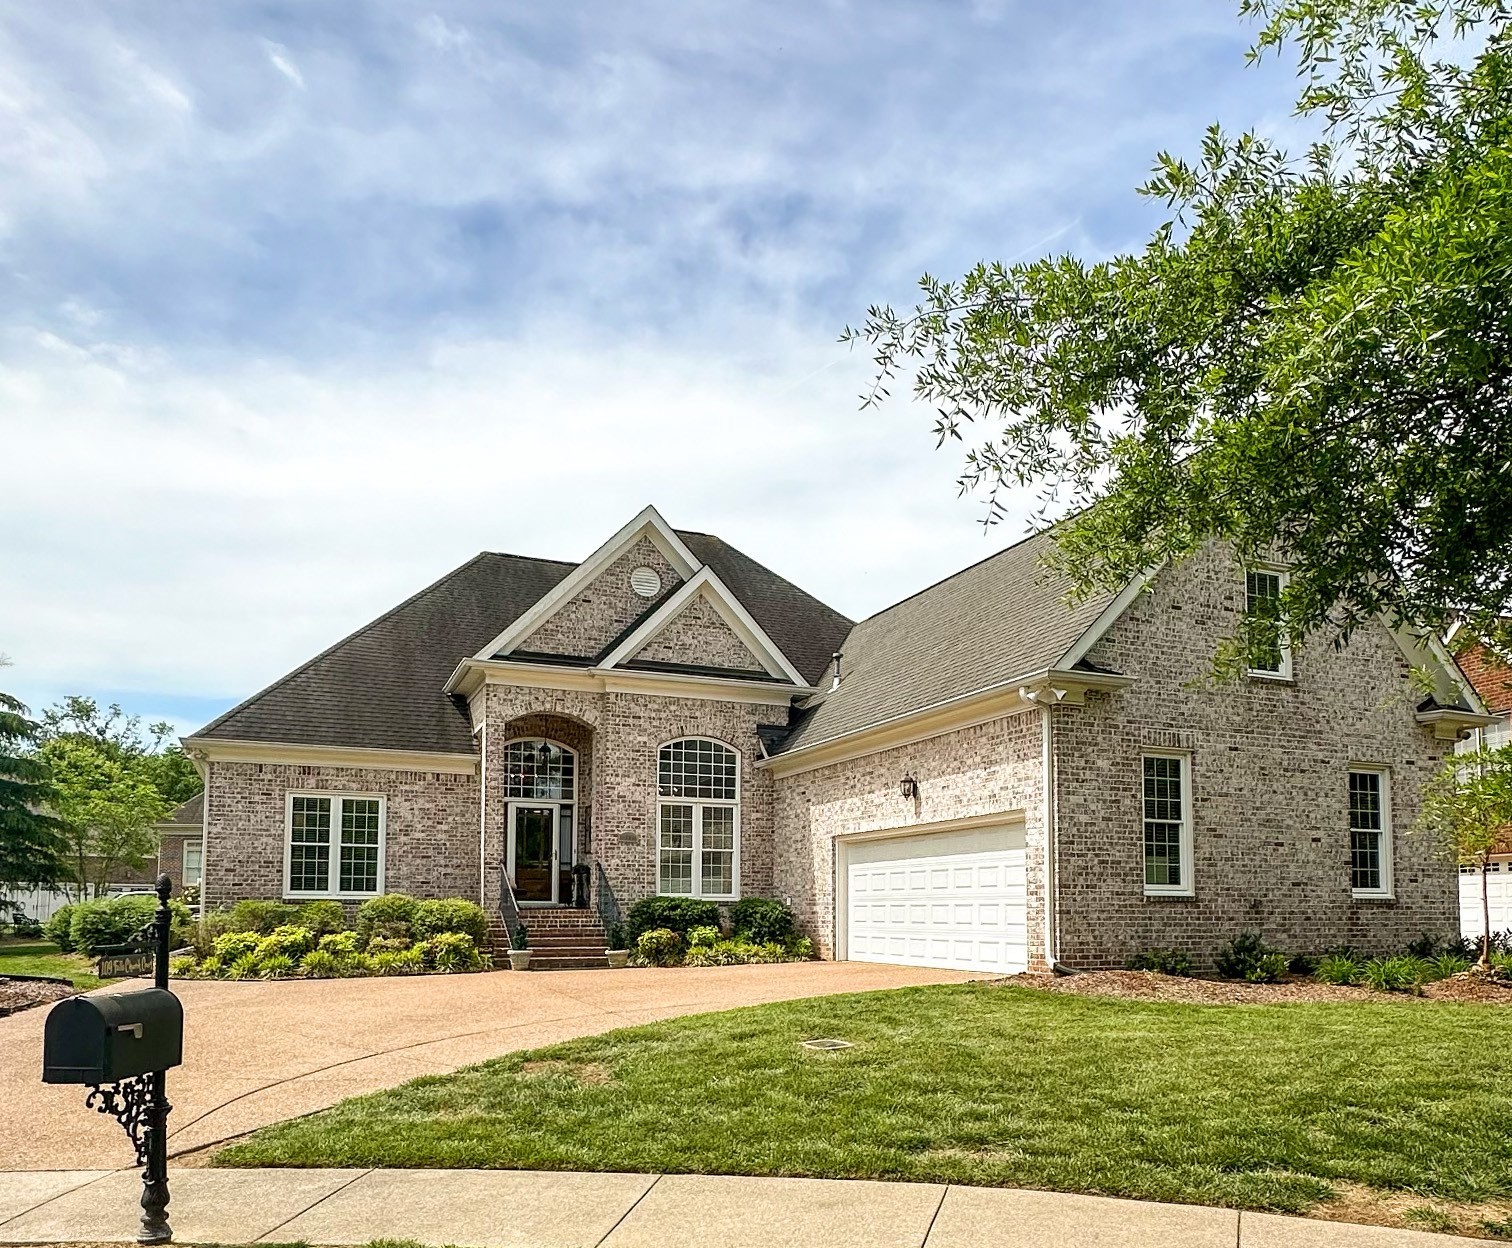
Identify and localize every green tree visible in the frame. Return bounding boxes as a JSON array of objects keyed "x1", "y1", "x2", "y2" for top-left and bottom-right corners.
[
  {"x1": 1418, "y1": 744, "x2": 1512, "y2": 969},
  {"x1": 846, "y1": 0, "x2": 1512, "y2": 661},
  {"x1": 40, "y1": 736, "x2": 170, "y2": 900},
  {"x1": 41, "y1": 696, "x2": 201, "y2": 807},
  {"x1": 0, "y1": 690, "x2": 70, "y2": 903}
]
